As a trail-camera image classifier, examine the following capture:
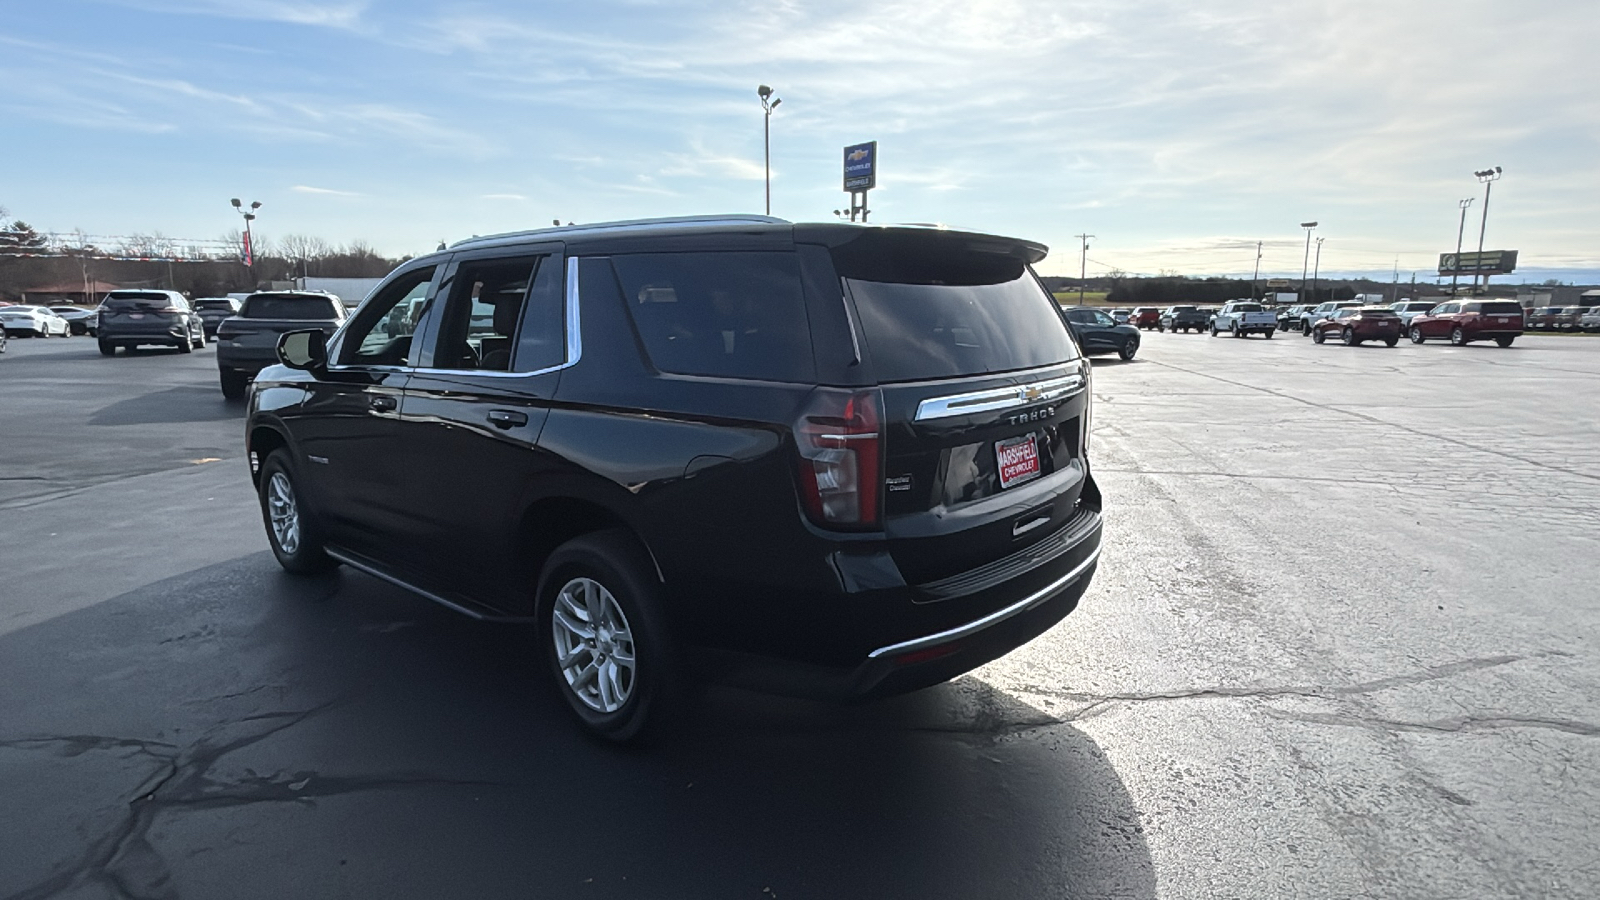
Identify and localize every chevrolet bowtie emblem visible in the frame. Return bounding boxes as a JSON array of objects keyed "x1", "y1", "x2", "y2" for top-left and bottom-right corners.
[{"x1": 1022, "y1": 386, "x2": 1042, "y2": 401}]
